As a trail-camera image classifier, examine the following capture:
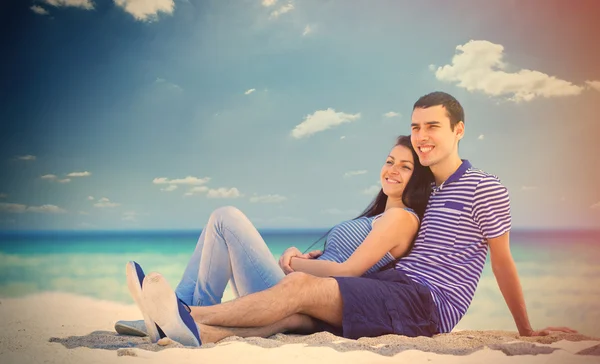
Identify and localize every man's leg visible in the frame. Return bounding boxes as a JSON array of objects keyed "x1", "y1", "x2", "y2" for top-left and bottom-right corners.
[
  {"x1": 198, "y1": 314, "x2": 319, "y2": 344},
  {"x1": 190, "y1": 271, "x2": 343, "y2": 328}
]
